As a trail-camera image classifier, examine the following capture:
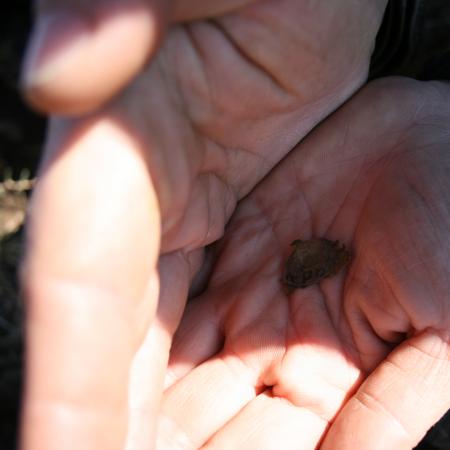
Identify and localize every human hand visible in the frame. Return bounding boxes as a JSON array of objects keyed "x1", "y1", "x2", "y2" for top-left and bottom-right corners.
[
  {"x1": 21, "y1": 0, "x2": 387, "y2": 115},
  {"x1": 20, "y1": 2, "x2": 387, "y2": 450},
  {"x1": 160, "y1": 78, "x2": 450, "y2": 449}
]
